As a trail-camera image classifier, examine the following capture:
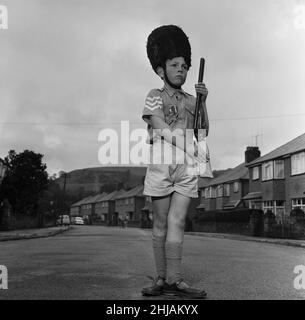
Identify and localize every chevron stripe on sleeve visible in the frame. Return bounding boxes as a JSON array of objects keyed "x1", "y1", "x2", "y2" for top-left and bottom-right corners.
[{"x1": 144, "y1": 95, "x2": 163, "y2": 111}]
